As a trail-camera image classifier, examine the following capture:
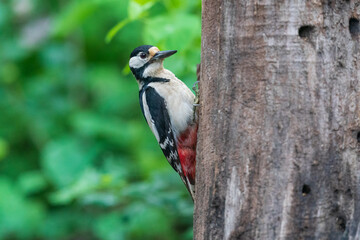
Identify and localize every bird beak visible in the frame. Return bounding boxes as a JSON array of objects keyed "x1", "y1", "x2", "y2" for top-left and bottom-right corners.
[{"x1": 152, "y1": 50, "x2": 177, "y2": 61}]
